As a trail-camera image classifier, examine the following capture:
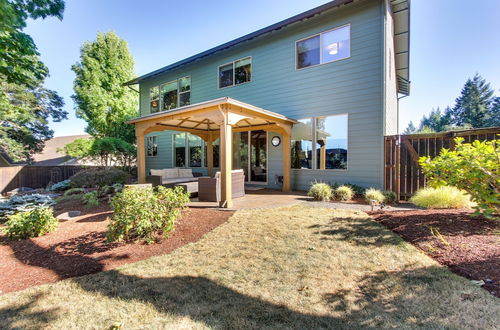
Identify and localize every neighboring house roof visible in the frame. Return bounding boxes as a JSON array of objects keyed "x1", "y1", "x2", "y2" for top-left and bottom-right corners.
[
  {"x1": 32, "y1": 134, "x2": 92, "y2": 166},
  {"x1": 0, "y1": 152, "x2": 26, "y2": 166},
  {"x1": 124, "y1": 0, "x2": 410, "y2": 94}
]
